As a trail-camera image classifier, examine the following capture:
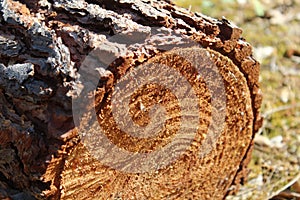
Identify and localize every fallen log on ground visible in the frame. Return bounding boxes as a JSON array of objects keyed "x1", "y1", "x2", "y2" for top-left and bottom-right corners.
[{"x1": 0, "y1": 0, "x2": 262, "y2": 199}]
